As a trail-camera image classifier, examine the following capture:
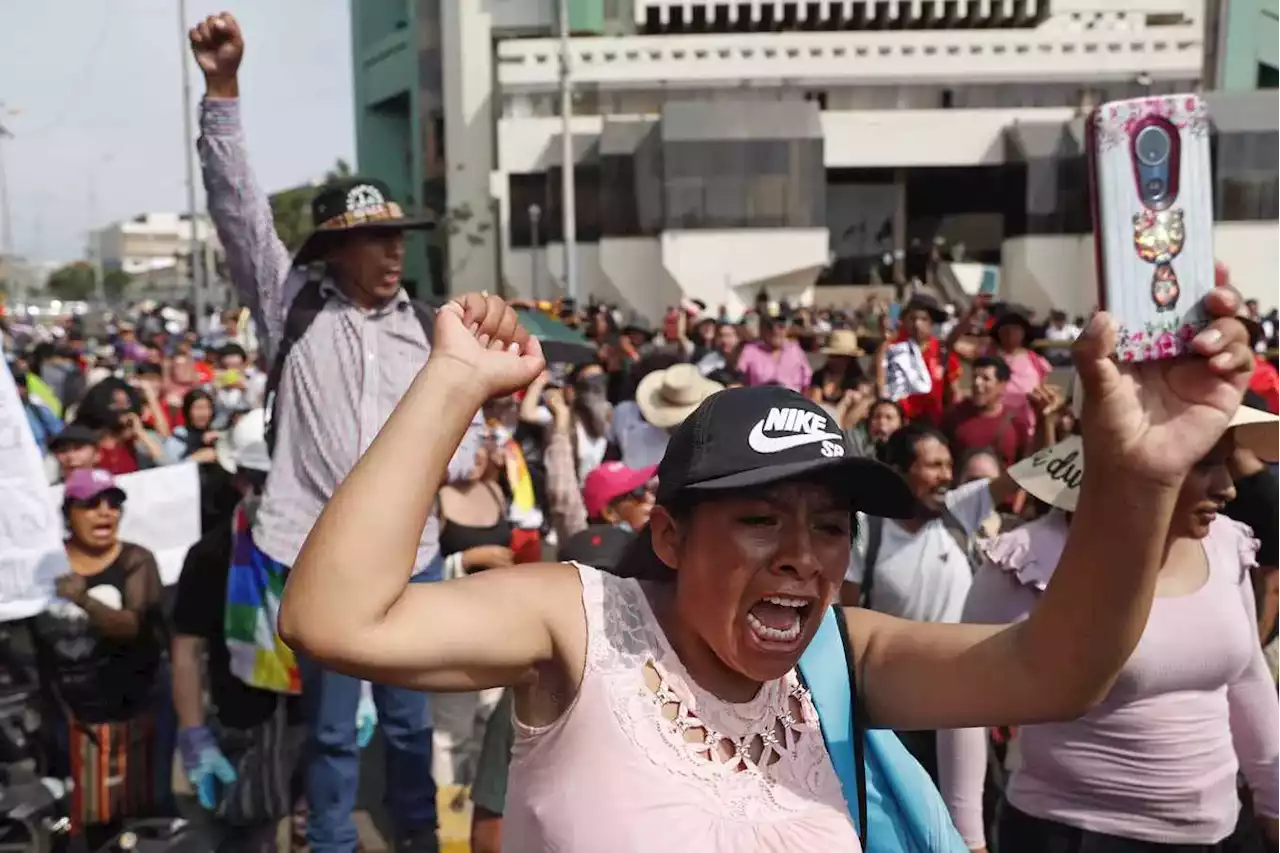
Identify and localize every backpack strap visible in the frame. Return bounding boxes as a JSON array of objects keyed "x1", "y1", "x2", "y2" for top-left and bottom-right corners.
[
  {"x1": 797, "y1": 606, "x2": 868, "y2": 848},
  {"x1": 264, "y1": 278, "x2": 327, "y2": 455},
  {"x1": 938, "y1": 507, "x2": 977, "y2": 570},
  {"x1": 861, "y1": 516, "x2": 885, "y2": 608},
  {"x1": 409, "y1": 299, "x2": 436, "y2": 346},
  {"x1": 263, "y1": 284, "x2": 435, "y2": 456}
]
